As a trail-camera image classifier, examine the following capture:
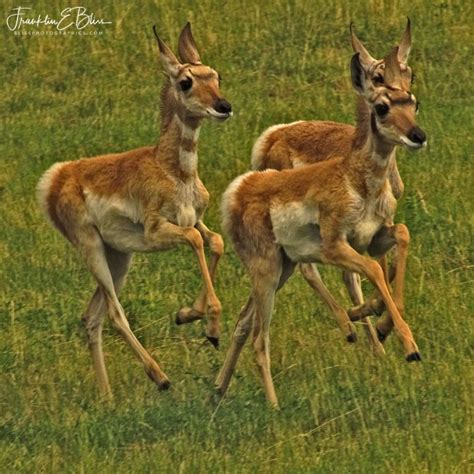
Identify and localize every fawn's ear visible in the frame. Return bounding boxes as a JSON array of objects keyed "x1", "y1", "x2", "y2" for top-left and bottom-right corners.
[
  {"x1": 350, "y1": 23, "x2": 376, "y2": 70},
  {"x1": 351, "y1": 53, "x2": 369, "y2": 95},
  {"x1": 398, "y1": 17, "x2": 412, "y2": 64},
  {"x1": 178, "y1": 22, "x2": 201, "y2": 64},
  {"x1": 384, "y1": 46, "x2": 403, "y2": 89},
  {"x1": 153, "y1": 25, "x2": 181, "y2": 78}
]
